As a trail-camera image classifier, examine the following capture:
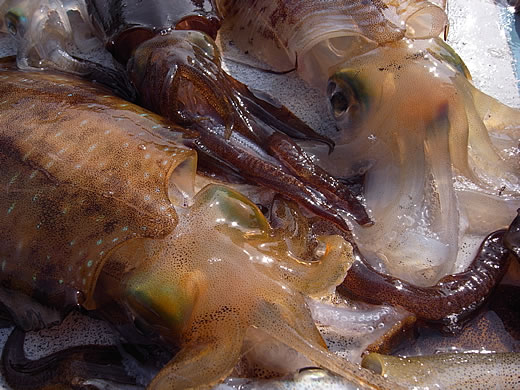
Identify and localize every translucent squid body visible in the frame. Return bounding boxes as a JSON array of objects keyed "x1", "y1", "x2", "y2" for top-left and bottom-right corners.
[
  {"x1": 0, "y1": 0, "x2": 136, "y2": 99},
  {"x1": 323, "y1": 38, "x2": 520, "y2": 288},
  {"x1": 0, "y1": 0, "x2": 93, "y2": 69},
  {"x1": 217, "y1": 0, "x2": 520, "y2": 288},
  {"x1": 0, "y1": 67, "x2": 406, "y2": 390}
]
